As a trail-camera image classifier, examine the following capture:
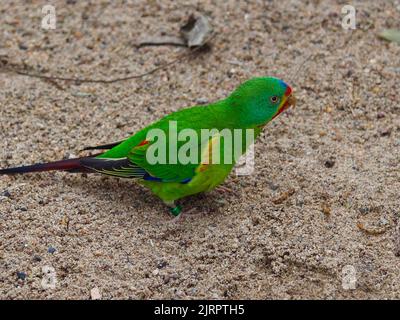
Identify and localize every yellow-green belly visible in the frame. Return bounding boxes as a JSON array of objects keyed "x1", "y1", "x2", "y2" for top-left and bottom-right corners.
[{"x1": 138, "y1": 163, "x2": 234, "y2": 202}]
